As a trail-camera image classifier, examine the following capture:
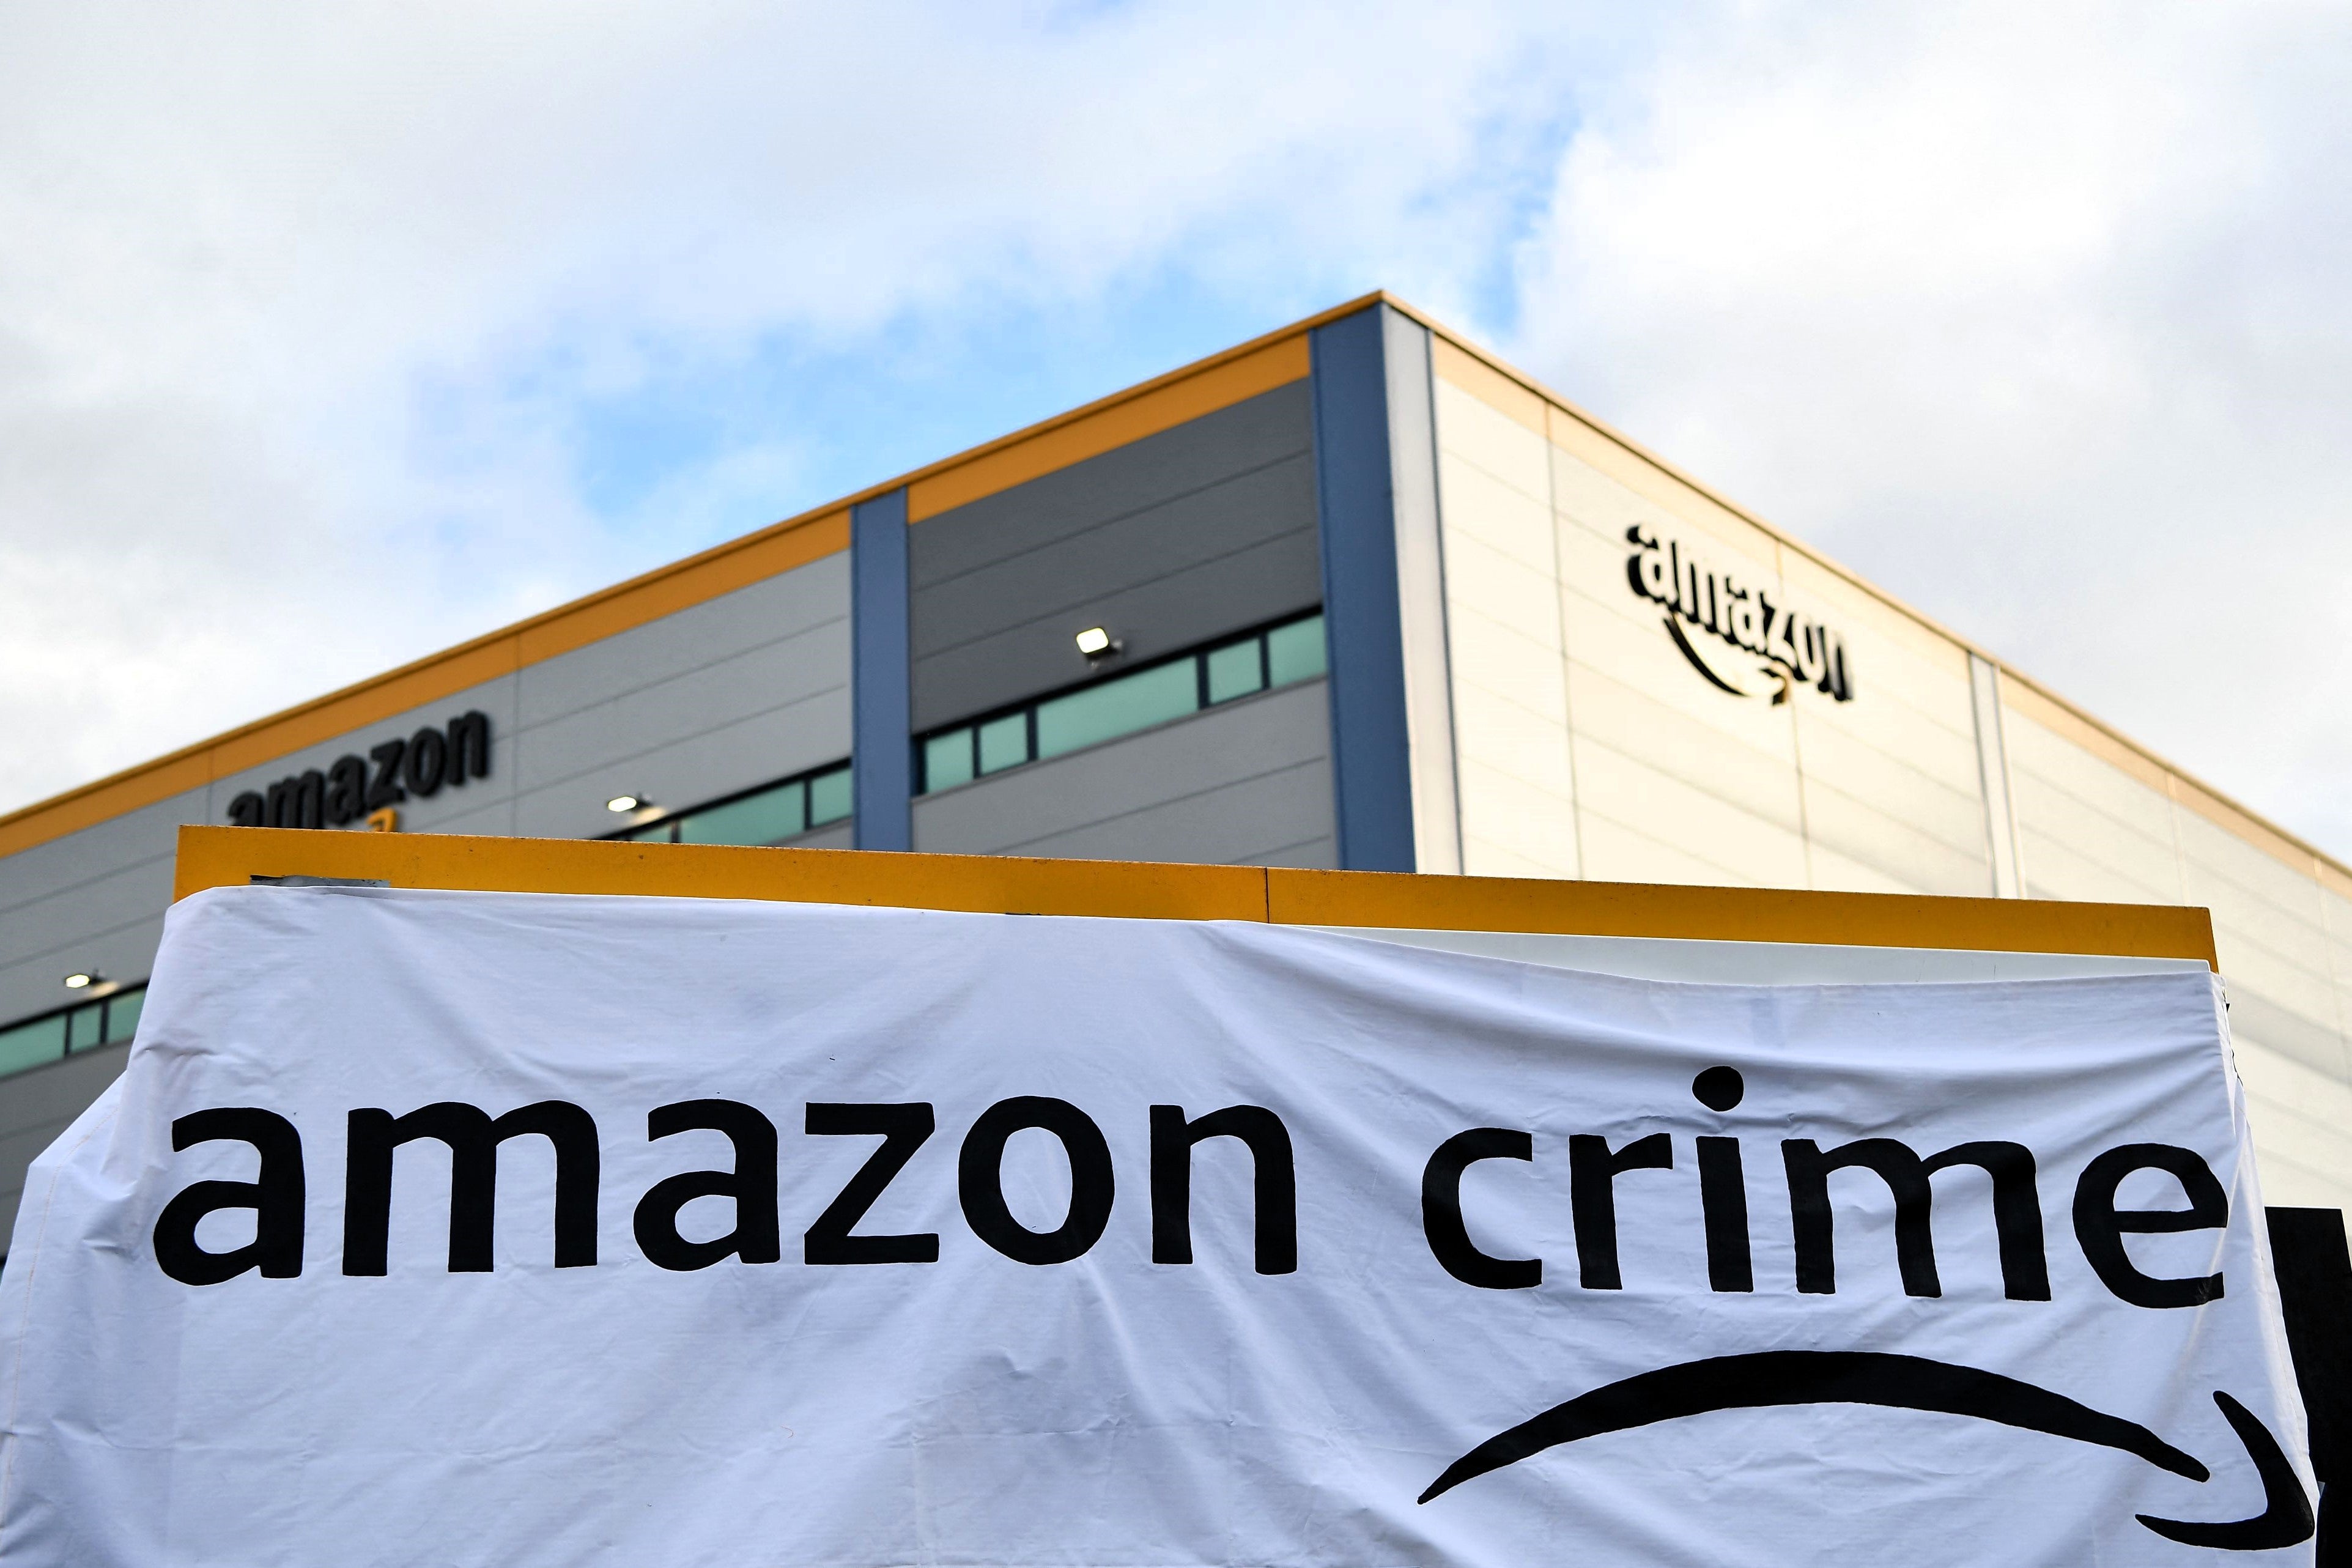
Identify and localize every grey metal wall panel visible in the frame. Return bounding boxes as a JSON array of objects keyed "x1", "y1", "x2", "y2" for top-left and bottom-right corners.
[
  {"x1": 915, "y1": 531, "x2": 1320, "y2": 732},
  {"x1": 991, "y1": 758, "x2": 1335, "y2": 867},
  {"x1": 0, "y1": 787, "x2": 205, "y2": 1019},
  {"x1": 511, "y1": 689, "x2": 851, "y2": 843},
  {"x1": 0, "y1": 868, "x2": 170, "y2": 1023},
  {"x1": 514, "y1": 625, "x2": 849, "y2": 797},
  {"x1": 0, "y1": 786, "x2": 202, "y2": 915},
  {"x1": 915, "y1": 462, "x2": 1314, "y2": 656},
  {"x1": 913, "y1": 383, "x2": 1312, "y2": 583},
  {"x1": 510, "y1": 554, "x2": 850, "y2": 839},
  {"x1": 1256, "y1": 835, "x2": 1341, "y2": 868},
  {"x1": 514, "y1": 555, "x2": 848, "y2": 729},
  {"x1": 912, "y1": 679, "x2": 1334, "y2": 866},
  {"x1": 909, "y1": 383, "x2": 1318, "y2": 731},
  {"x1": 0, "y1": 1041, "x2": 130, "y2": 1258},
  {"x1": 791, "y1": 821, "x2": 856, "y2": 851}
]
